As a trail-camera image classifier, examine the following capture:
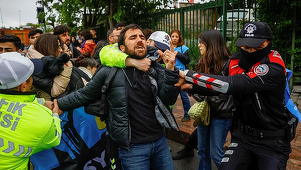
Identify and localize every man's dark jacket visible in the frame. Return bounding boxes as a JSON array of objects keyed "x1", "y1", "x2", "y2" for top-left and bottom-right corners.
[{"x1": 57, "y1": 48, "x2": 180, "y2": 150}]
